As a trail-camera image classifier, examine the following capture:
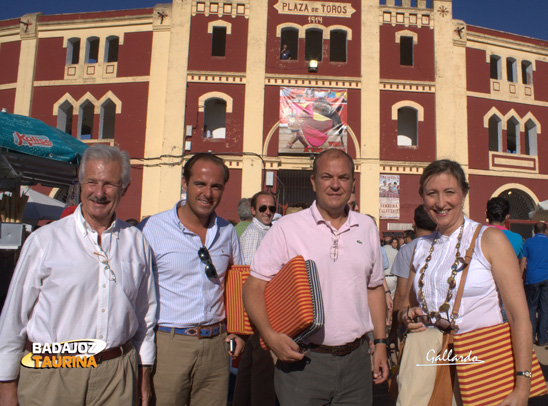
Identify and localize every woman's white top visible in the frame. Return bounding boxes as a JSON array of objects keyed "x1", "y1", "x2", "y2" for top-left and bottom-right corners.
[{"x1": 412, "y1": 217, "x2": 503, "y2": 333}]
